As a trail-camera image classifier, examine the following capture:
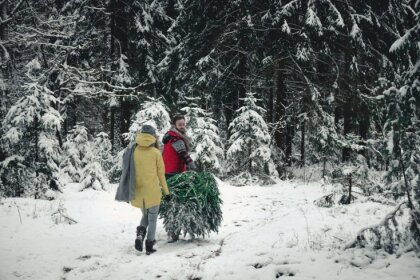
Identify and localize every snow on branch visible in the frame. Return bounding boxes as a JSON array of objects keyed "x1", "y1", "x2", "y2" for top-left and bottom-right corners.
[
  {"x1": 51, "y1": 202, "x2": 78, "y2": 225},
  {"x1": 0, "y1": 0, "x2": 25, "y2": 26},
  {"x1": 345, "y1": 201, "x2": 408, "y2": 252},
  {"x1": 390, "y1": 24, "x2": 419, "y2": 53}
]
